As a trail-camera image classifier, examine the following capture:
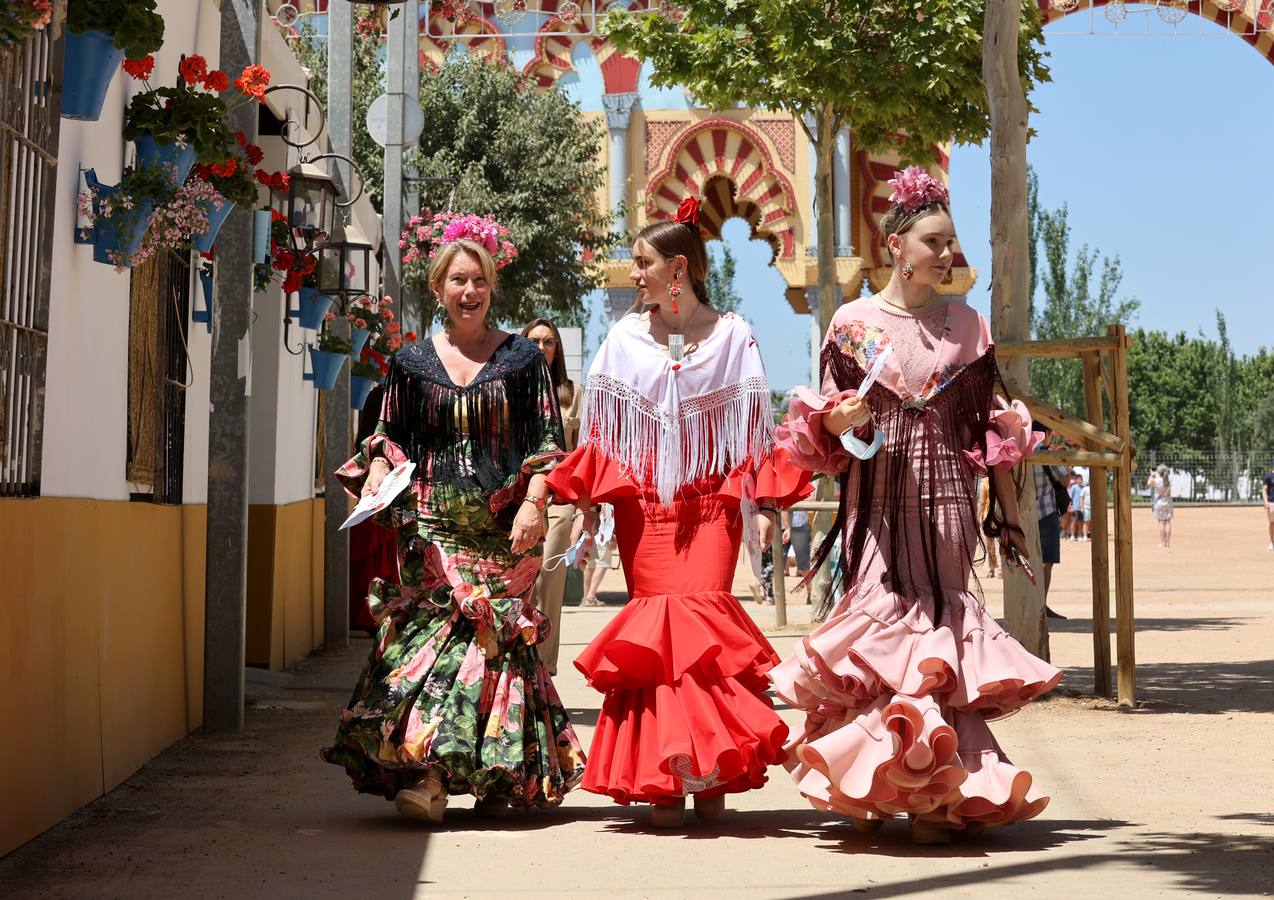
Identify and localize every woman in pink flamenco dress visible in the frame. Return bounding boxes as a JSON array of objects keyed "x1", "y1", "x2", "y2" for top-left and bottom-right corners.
[{"x1": 771, "y1": 167, "x2": 1062, "y2": 844}]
